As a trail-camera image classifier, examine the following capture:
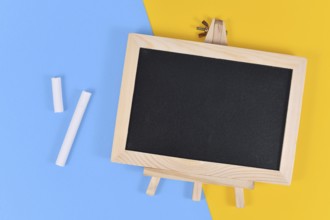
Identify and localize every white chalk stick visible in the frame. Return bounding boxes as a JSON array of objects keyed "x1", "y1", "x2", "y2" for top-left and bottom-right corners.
[
  {"x1": 51, "y1": 77, "x2": 64, "y2": 112},
  {"x1": 56, "y1": 91, "x2": 92, "y2": 167}
]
